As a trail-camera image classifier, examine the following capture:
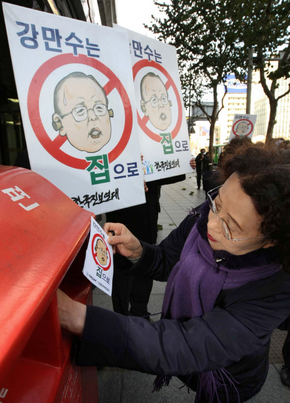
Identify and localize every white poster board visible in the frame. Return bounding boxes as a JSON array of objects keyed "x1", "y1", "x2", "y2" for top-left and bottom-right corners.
[
  {"x1": 114, "y1": 25, "x2": 191, "y2": 182},
  {"x1": 229, "y1": 114, "x2": 257, "y2": 141},
  {"x1": 83, "y1": 218, "x2": 114, "y2": 296},
  {"x1": 3, "y1": 3, "x2": 145, "y2": 214}
]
